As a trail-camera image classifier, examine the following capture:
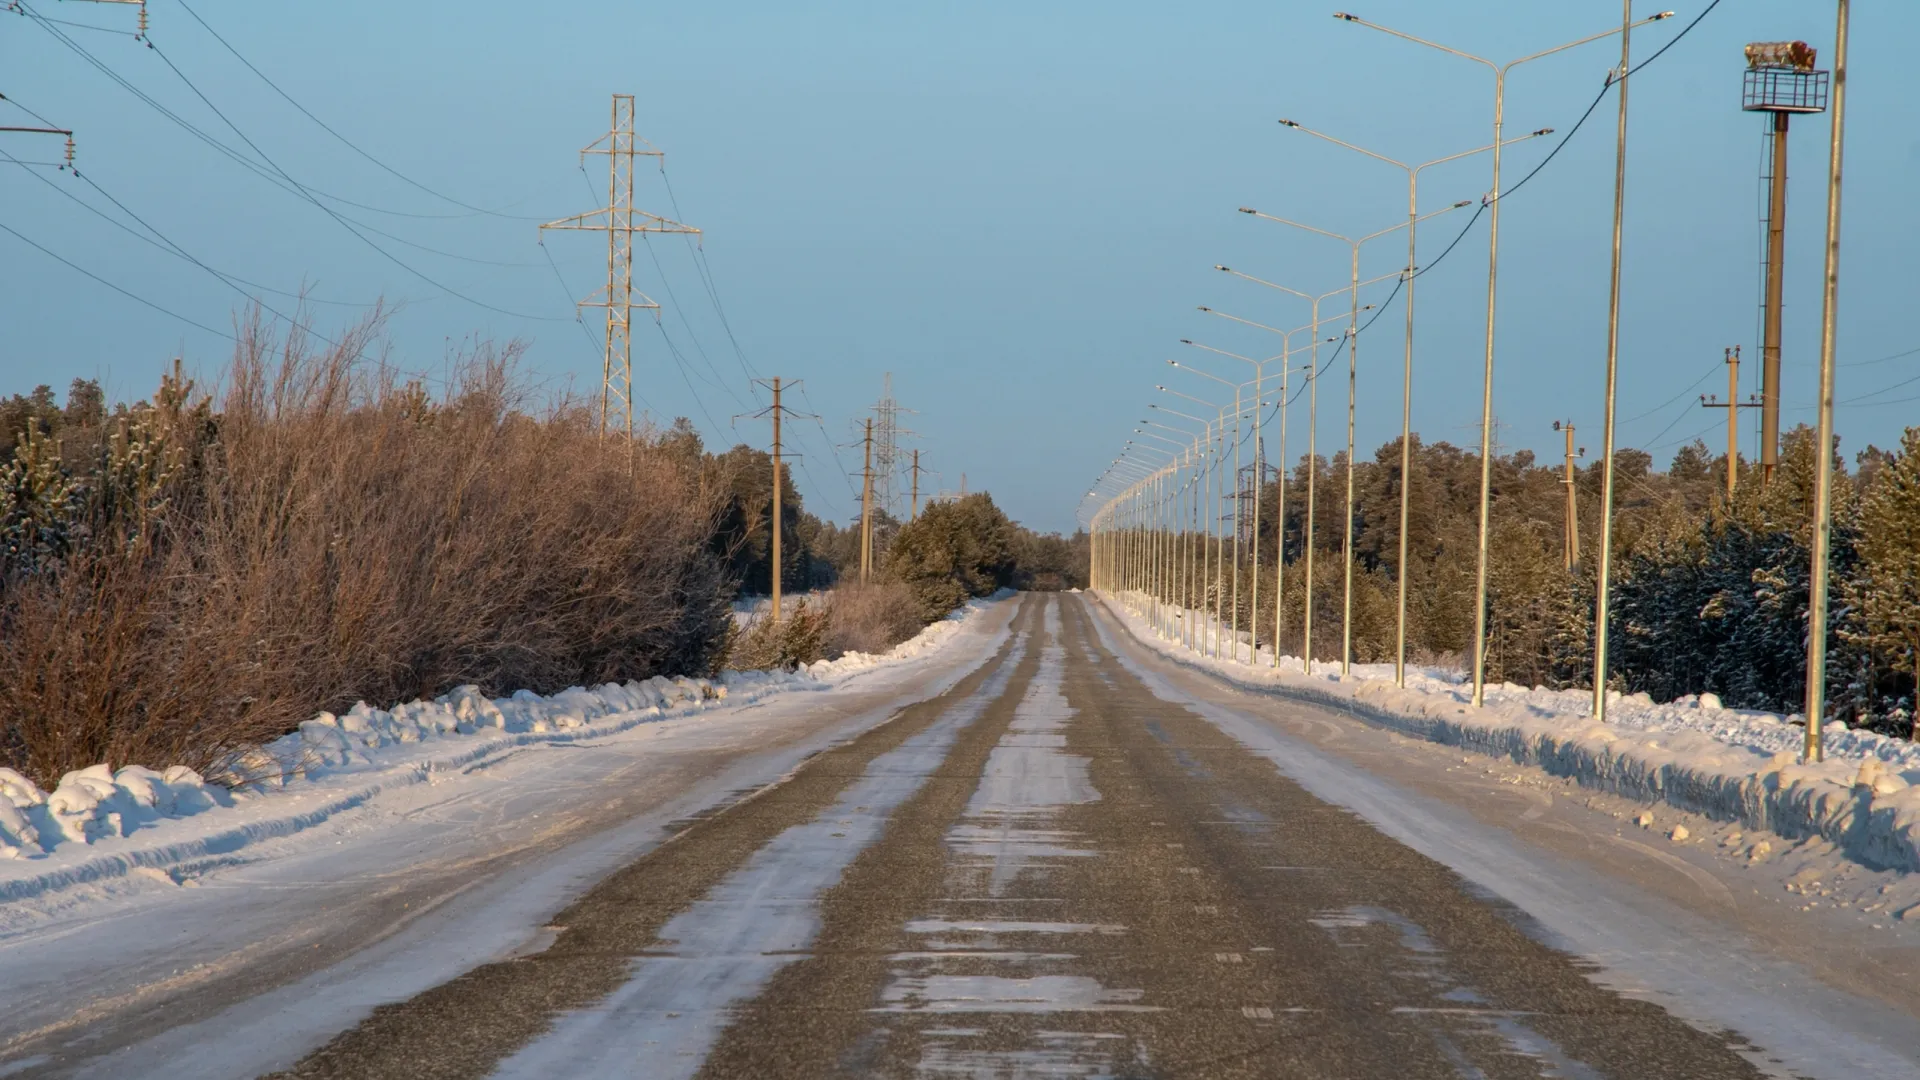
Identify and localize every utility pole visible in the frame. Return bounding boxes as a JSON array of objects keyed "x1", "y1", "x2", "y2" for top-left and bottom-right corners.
[
  {"x1": 1699, "y1": 346, "x2": 1759, "y2": 501},
  {"x1": 541, "y1": 95, "x2": 698, "y2": 439},
  {"x1": 910, "y1": 449, "x2": 924, "y2": 521},
  {"x1": 1742, "y1": 41, "x2": 1829, "y2": 485},
  {"x1": 1551, "y1": 421, "x2": 1584, "y2": 570},
  {"x1": 1804, "y1": 1, "x2": 1851, "y2": 764},
  {"x1": 741, "y1": 379, "x2": 815, "y2": 622},
  {"x1": 772, "y1": 380, "x2": 783, "y2": 619},
  {"x1": 860, "y1": 418, "x2": 875, "y2": 583}
]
